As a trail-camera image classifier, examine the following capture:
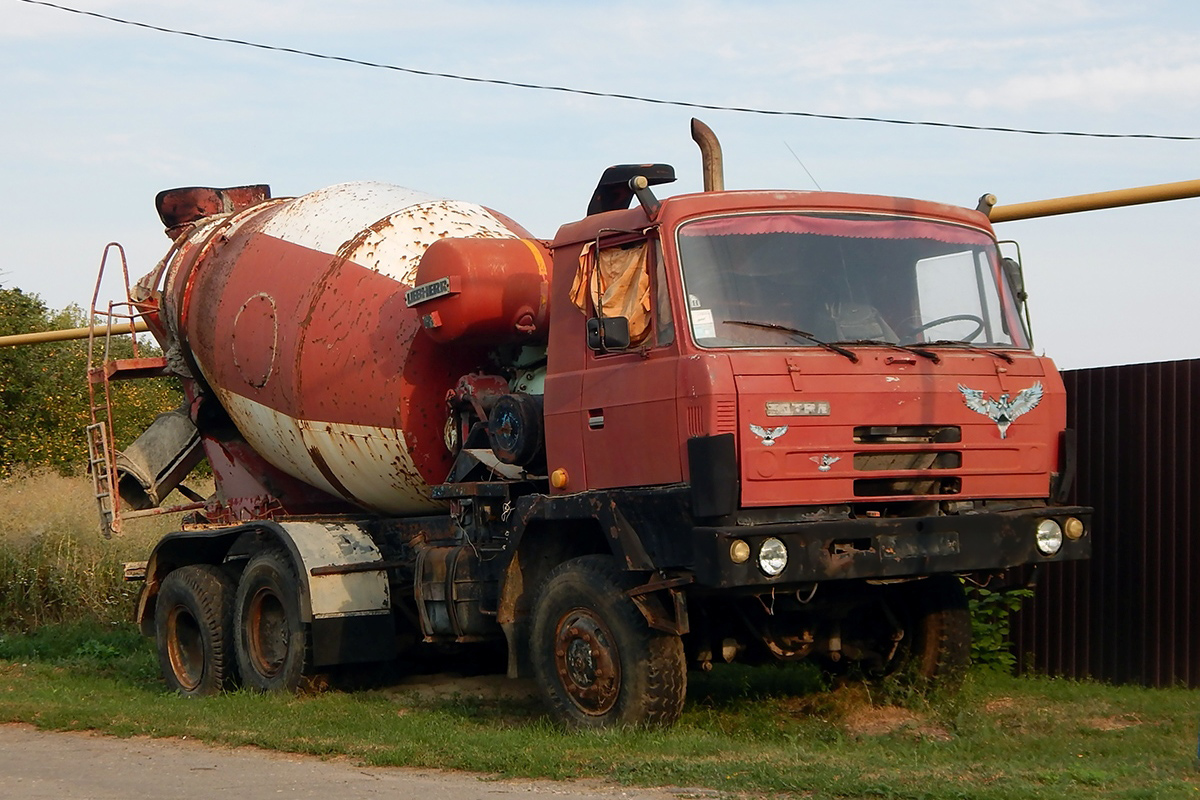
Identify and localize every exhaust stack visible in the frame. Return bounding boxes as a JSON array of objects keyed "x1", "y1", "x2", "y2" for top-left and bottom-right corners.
[{"x1": 690, "y1": 118, "x2": 724, "y2": 192}]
